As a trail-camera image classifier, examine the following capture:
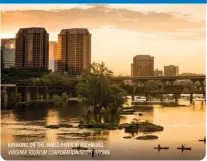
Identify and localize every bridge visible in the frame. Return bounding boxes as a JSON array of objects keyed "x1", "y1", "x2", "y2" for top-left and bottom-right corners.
[
  {"x1": 109, "y1": 75, "x2": 206, "y2": 102},
  {"x1": 110, "y1": 75, "x2": 205, "y2": 81},
  {"x1": 1, "y1": 75, "x2": 206, "y2": 107}
]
